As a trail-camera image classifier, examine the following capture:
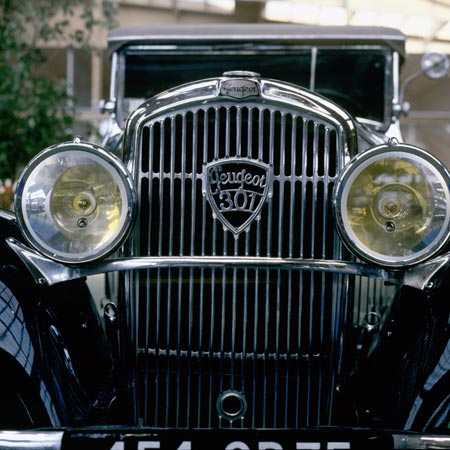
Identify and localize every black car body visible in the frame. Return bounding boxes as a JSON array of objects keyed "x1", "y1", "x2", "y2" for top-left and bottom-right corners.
[{"x1": 1, "y1": 23, "x2": 450, "y2": 449}]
